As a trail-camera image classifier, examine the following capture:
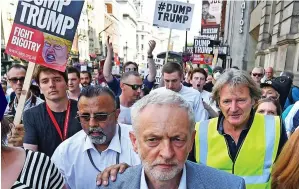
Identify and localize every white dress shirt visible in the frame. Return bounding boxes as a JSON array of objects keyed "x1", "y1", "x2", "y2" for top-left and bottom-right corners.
[
  {"x1": 140, "y1": 165, "x2": 186, "y2": 189},
  {"x1": 51, "y1": 124, "x2": 140, "y2": 189},
  {"x1": 154, "y1": 86, "x2": 209, "y2": 122}
]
